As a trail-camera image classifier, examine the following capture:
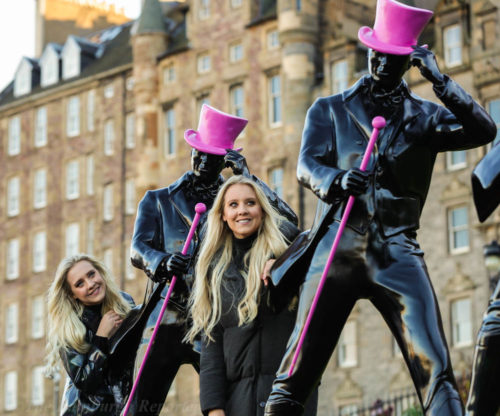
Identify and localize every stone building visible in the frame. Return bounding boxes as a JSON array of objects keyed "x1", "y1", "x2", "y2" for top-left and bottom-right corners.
[{"x1": 0, "y1": 0, "x2": 499, "y2": 415}]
